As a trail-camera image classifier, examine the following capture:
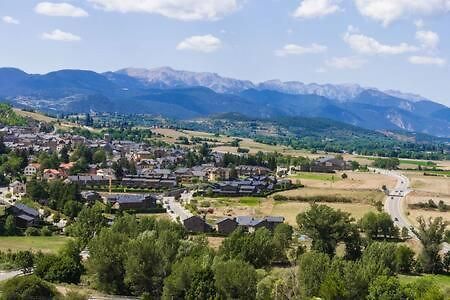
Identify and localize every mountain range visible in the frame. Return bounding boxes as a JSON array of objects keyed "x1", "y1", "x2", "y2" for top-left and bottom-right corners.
[{"x1": 0, "y1": 66, "x2": 449, "y2": 137}]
